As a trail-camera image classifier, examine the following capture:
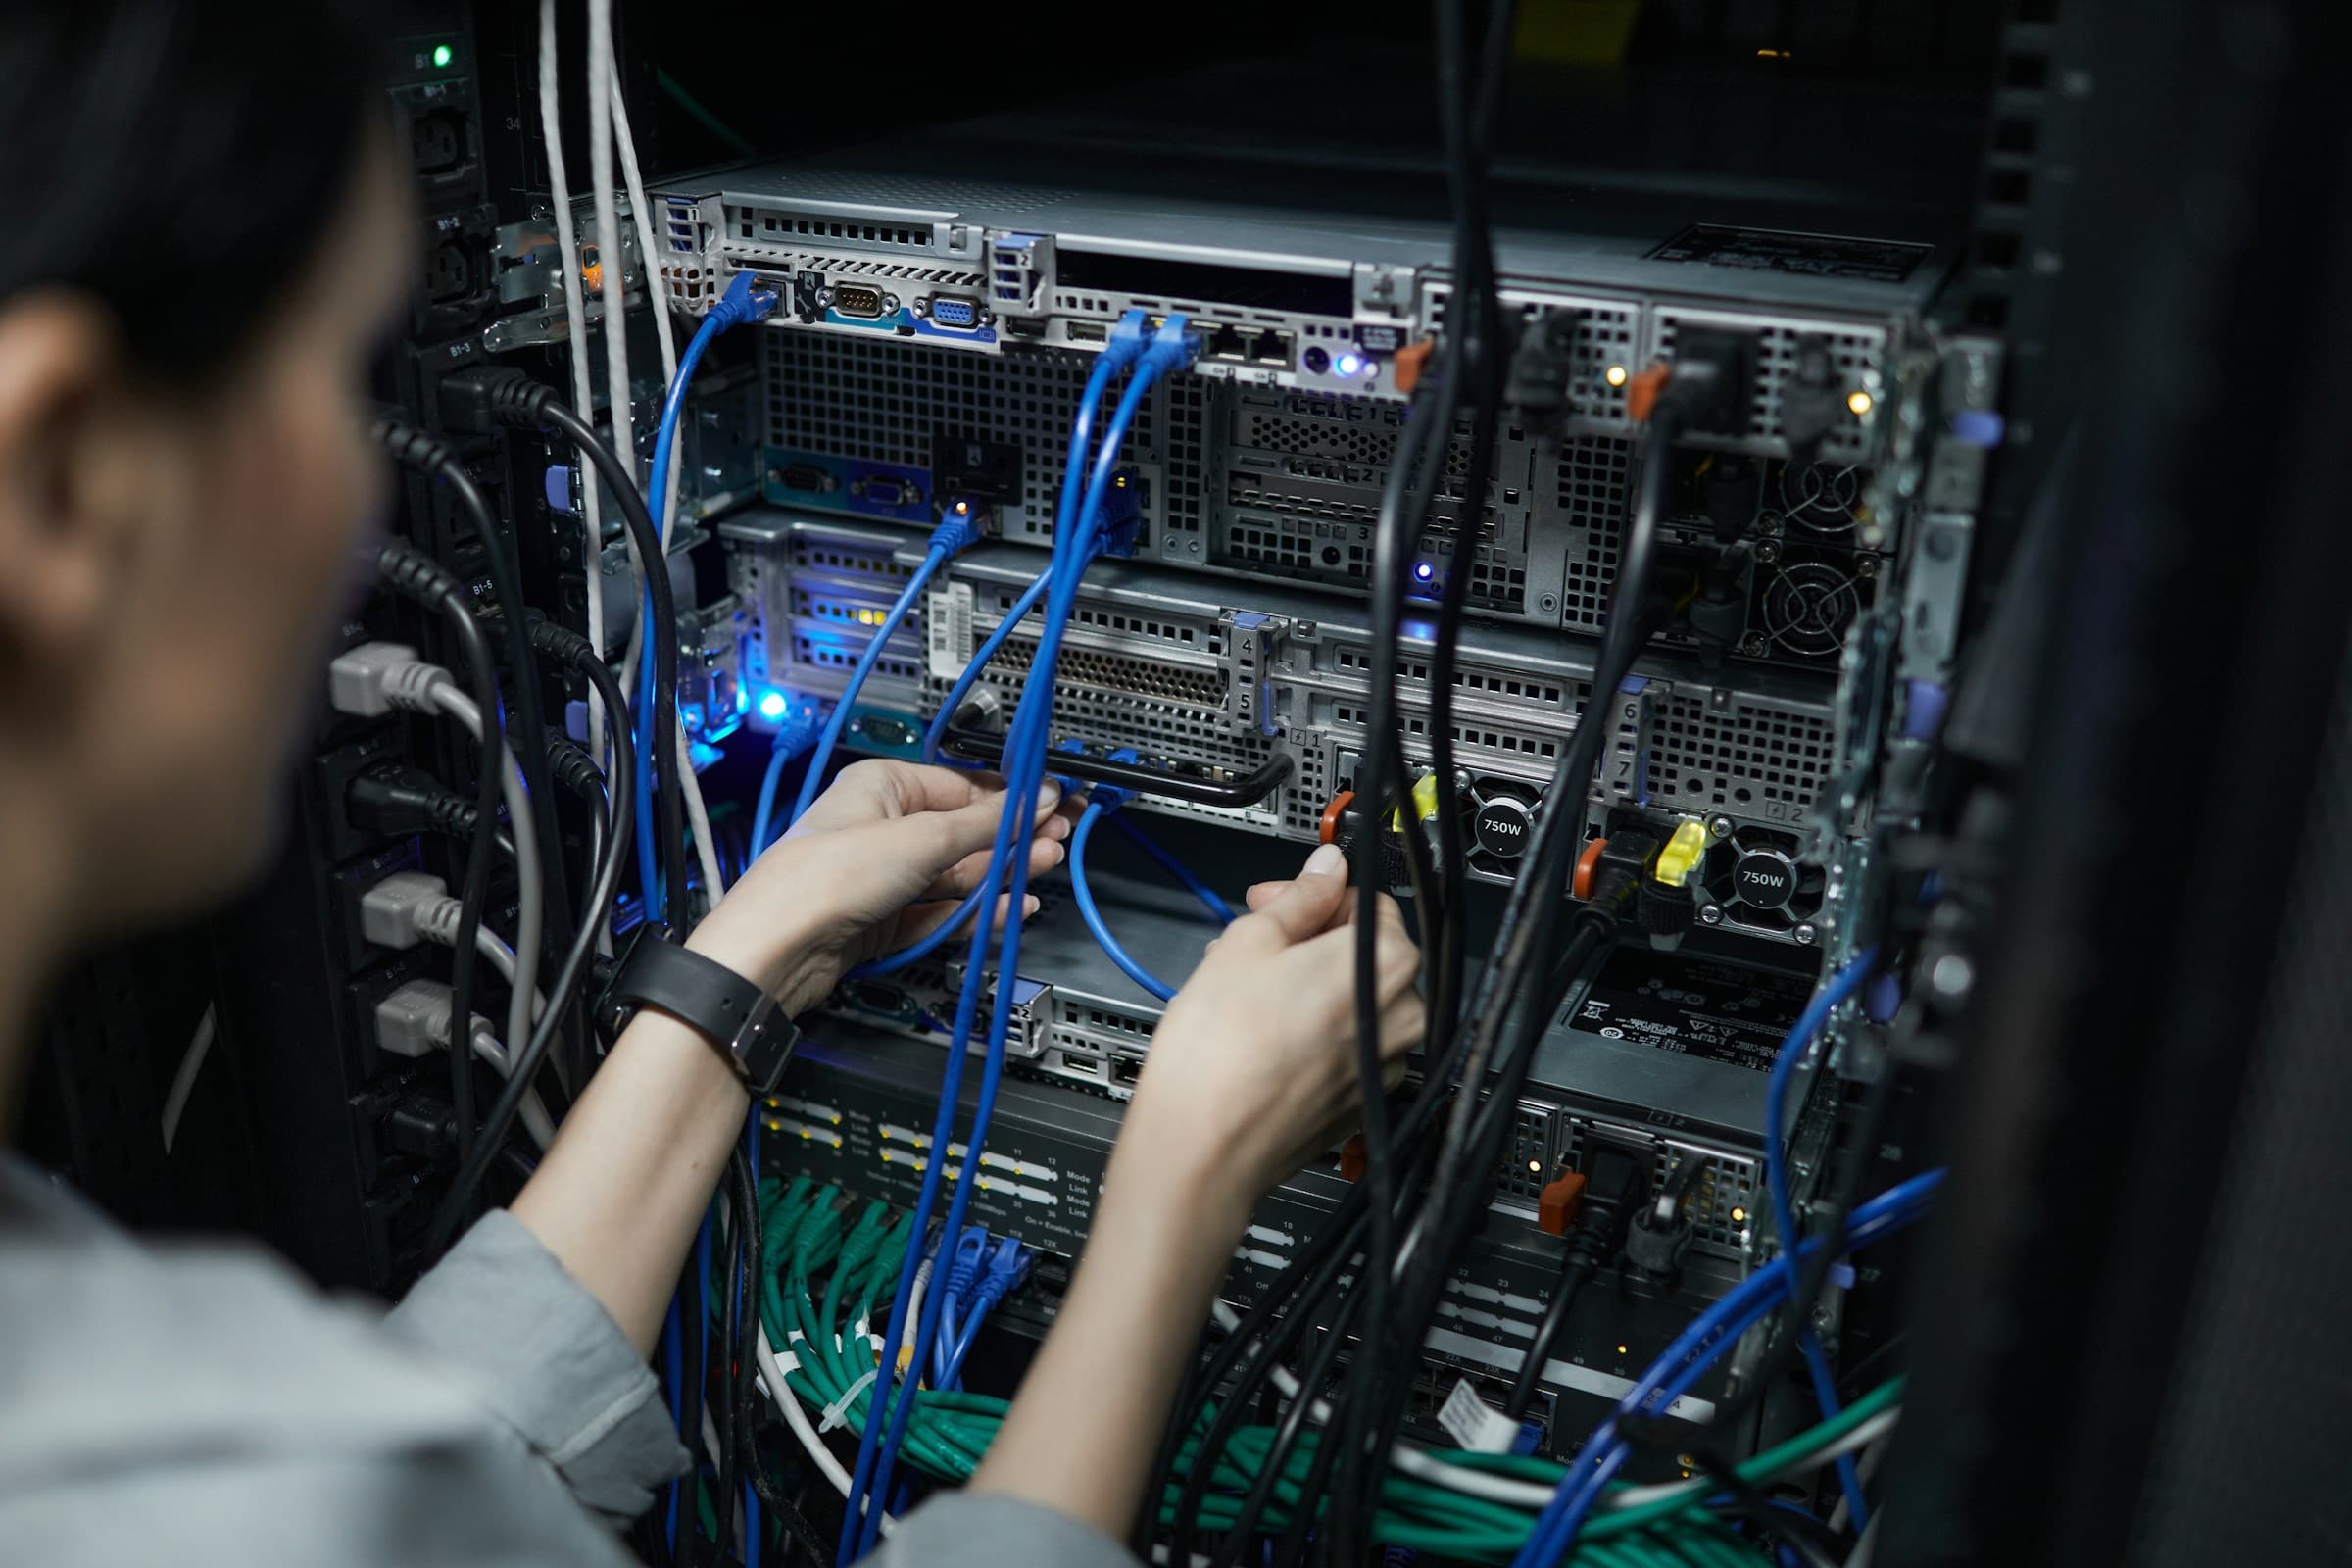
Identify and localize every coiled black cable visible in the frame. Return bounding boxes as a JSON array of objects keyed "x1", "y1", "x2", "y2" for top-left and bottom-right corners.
[
  {"x1": 425, "y1": 612, "x2": 636, "y2": 1251},
  {"x1": 370, "y1": 542, "x2": 506, "y2": 1164},
  {"x1": 372, "y1": 416, "x2": 577, "y2": 1012},
  {"x1": 447, "y1": 368, "x2": 687, "y2": 940}
]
